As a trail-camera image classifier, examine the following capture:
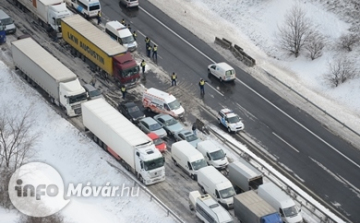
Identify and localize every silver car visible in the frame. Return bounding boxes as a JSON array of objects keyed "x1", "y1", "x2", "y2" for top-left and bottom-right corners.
[
  {"x1": 138, "y1": 117, "x2": 167, "y2": 138},
  {"x1": 154, "y1": 114, "x2": 184, "y2": 136},
  {"x1": 174, "y1": 130, "x2": 202, "y2": 148}
]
